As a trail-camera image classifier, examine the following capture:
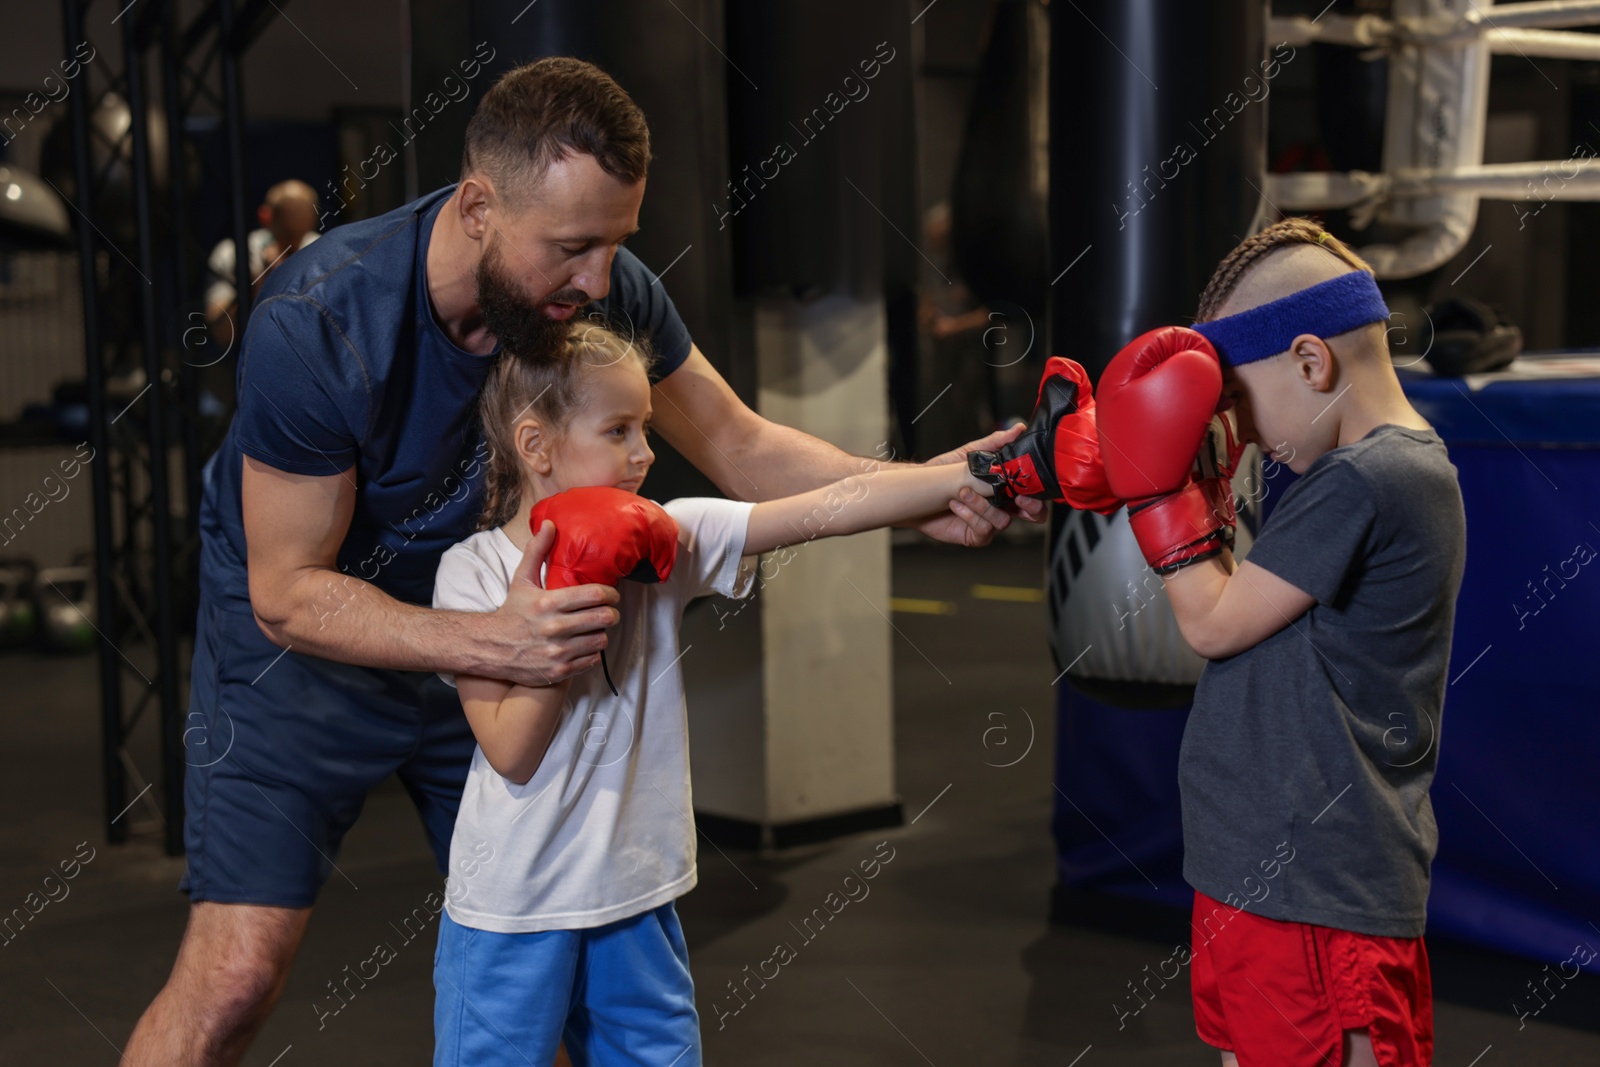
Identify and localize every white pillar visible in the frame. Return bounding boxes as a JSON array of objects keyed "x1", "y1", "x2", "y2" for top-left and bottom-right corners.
[{"x1": 683, "y1": 294, "x2": 900, "y2": 846}]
